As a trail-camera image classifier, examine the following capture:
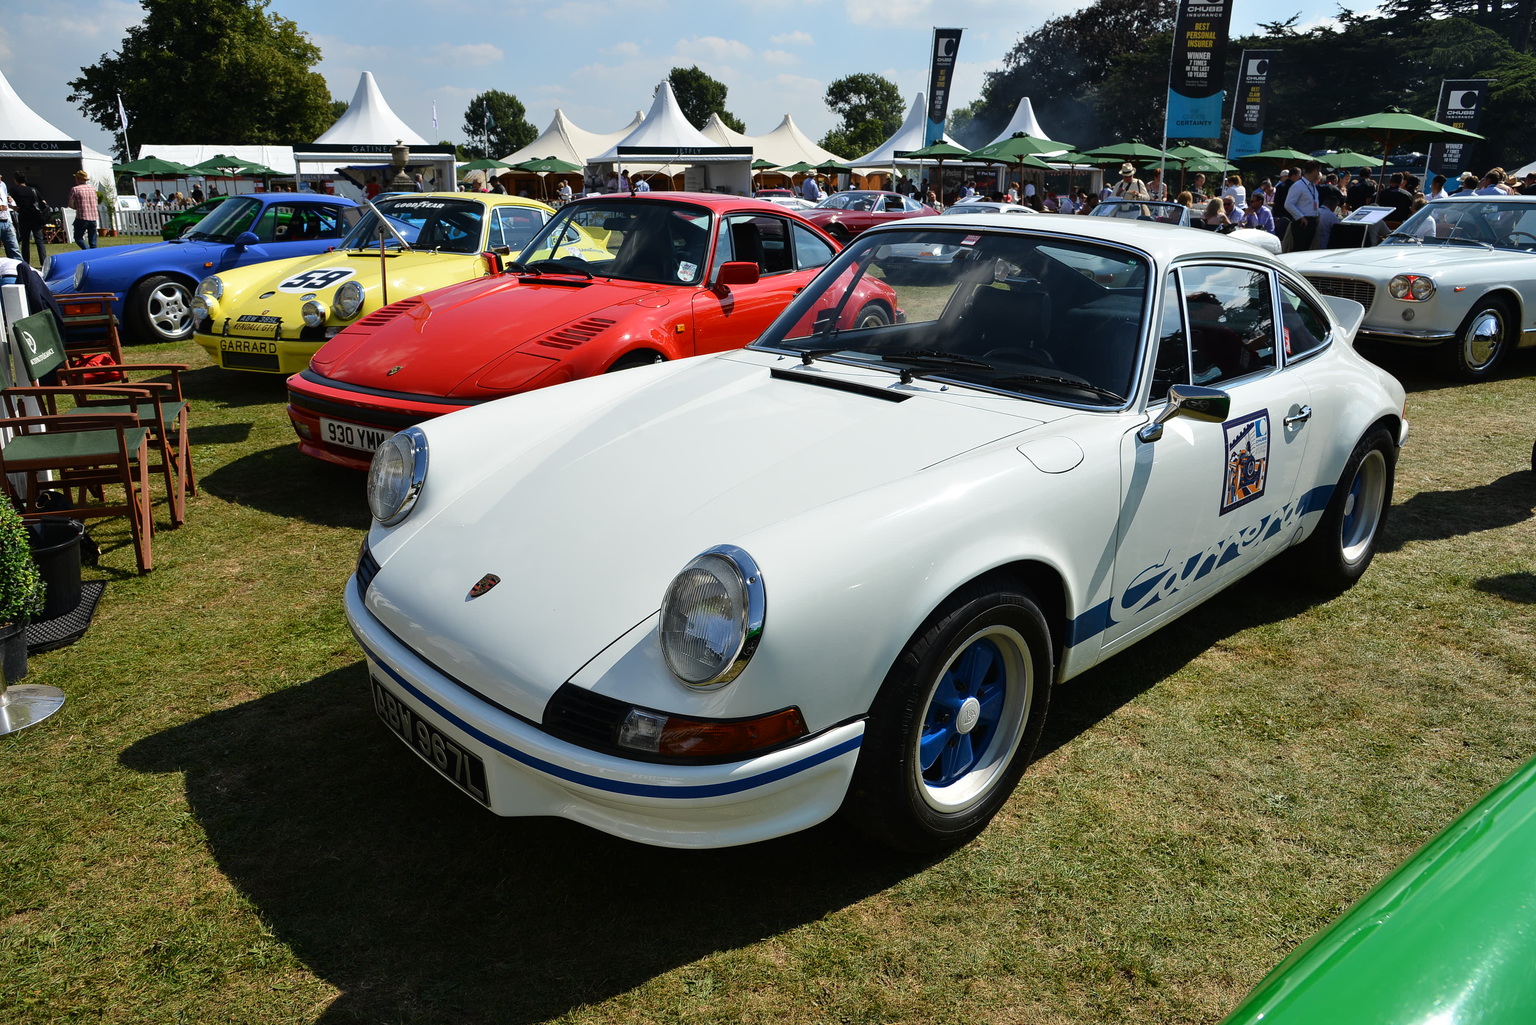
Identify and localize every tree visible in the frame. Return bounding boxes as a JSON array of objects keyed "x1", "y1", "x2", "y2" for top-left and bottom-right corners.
[
  {"x1": 461, "y1": 90, "x2": 538, "y2": 159},
  {"x1": 819, "y1": 73, "x2": 903, "y2": 158},
  {"x1": 665, "y1": 66, "x2": 745, "y2": 132},
  {"x1": 68, "y1": 0, "x2": 334, "y2": 160}
]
